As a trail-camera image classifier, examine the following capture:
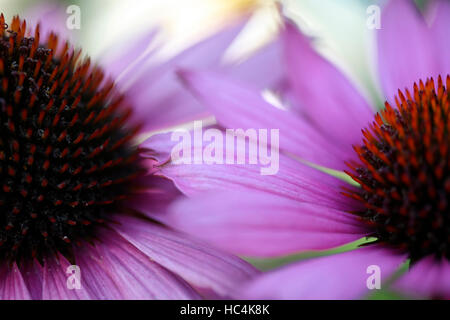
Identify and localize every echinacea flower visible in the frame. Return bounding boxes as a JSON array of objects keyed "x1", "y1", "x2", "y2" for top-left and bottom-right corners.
[
  {"x1": 0, "y1": 9, "x2": 283, "y2": 299},
  {"x1": 156, "y1": 0, "x2": 450, "y2": 299}
]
